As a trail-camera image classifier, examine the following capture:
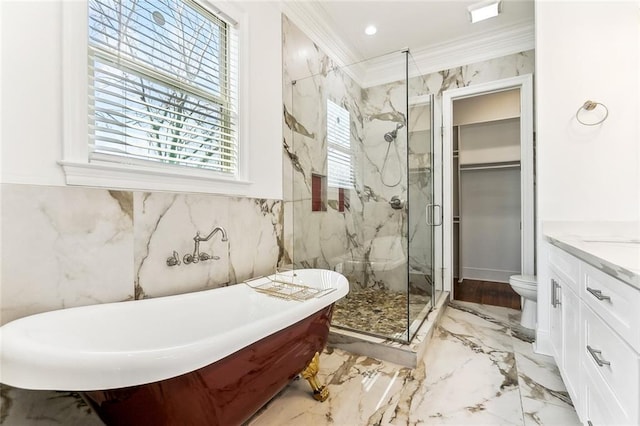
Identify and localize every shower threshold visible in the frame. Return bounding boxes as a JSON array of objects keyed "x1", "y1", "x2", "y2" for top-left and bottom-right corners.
[{"x1": 328, "y1": 291, "x2": 450, "y2": 368}]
